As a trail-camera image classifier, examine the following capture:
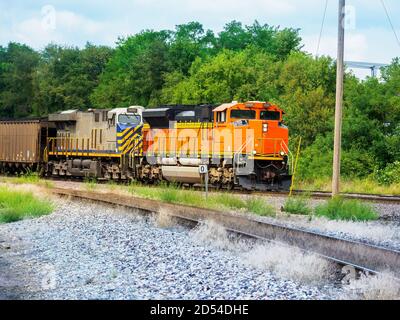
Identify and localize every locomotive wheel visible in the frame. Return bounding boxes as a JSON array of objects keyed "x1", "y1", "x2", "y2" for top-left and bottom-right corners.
[
  {"x1": 214, "y1": 183, "x2": 222, "y2": 191},
  {"x1": 226, "y1": 182, "x2": 234, "y2": 191}
]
